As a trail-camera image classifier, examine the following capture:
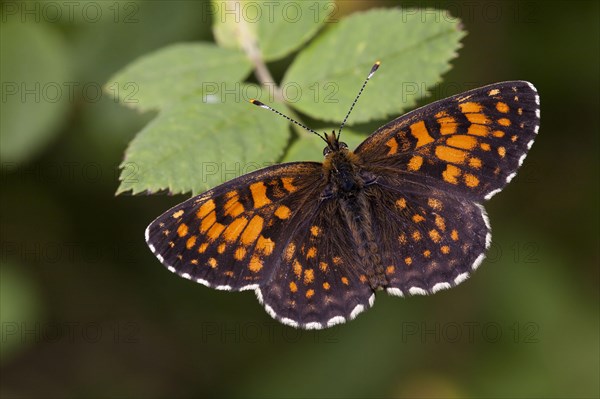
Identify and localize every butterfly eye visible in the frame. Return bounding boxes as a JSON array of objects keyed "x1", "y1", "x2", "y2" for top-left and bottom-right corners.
[
  {"x1": 340, "y1": 142, "x2": 348, "y2": 149},
  {"x1": 323, "y1": 147, "x2": 332, "y2": 156}
]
